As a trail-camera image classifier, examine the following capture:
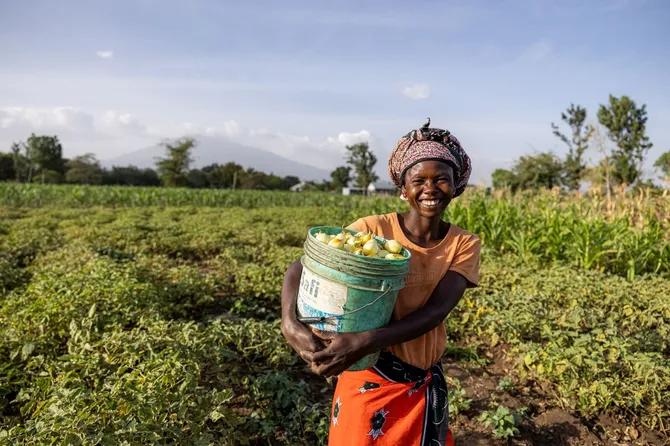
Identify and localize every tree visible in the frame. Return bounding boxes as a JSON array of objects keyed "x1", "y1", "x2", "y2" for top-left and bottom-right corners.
[
  {"x1": 654, "y1": 151, "x2": 670, "y2": 184},
  {"x1": 186, "y1": 169, "x2": 209, "y2": 188},
  {"x1": 552, "y1": 104, "x2": 593, "y2": 190},
  {"x1": 511, "y1": 152, "x2": 563, "y2": 190},
  {"x1": 283, "y1": 176, "x2": 301, "y2": 189},
  {"x1": 202, "y1": 162, "x2": 244, "y2": 188},
  {"x1": 491, "y1": 168, "x2": 517, "y2": 190},
  {"x1": 238, "y1": 168, "x2": 266, "y2": 189},
  {"x1": 0, "y1": 152, "x2": 15, "y2": 181},
  {"x1": 103, "y1": 166, "x2": 161, "y2": 186},
  {"x1": 597, "y1": 95, "x2": 653, "y2": 186},
  {"x1": 11, "y1": 142, "x2": 31, "y2": 182},
  {"x1": 10, "y1": 134, "x2": 65, "y2": 182},
  {"x1": 155, "y1": 137, "x2": 195, "y2": 187},
  {"x1": 65, "y1": 153, "x2": 103, "y2": 184},
  {"x1": 346, "y1": 142, "x2": 378, "y2": 194},
  {"x1": 330, "y1": 166, "x2": 351, "y2": 191}
]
